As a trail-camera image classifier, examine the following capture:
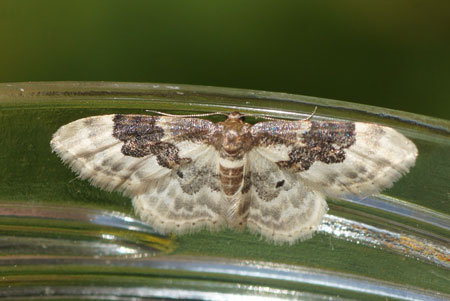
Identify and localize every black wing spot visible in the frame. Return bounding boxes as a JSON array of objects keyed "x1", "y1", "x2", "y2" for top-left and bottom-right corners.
[
  {"x1": 276, "y1": 180, "x2": 285, "y2": 188},
  {"x1": 176, "y1": 170, "x2": 184, "y2": 178}
]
